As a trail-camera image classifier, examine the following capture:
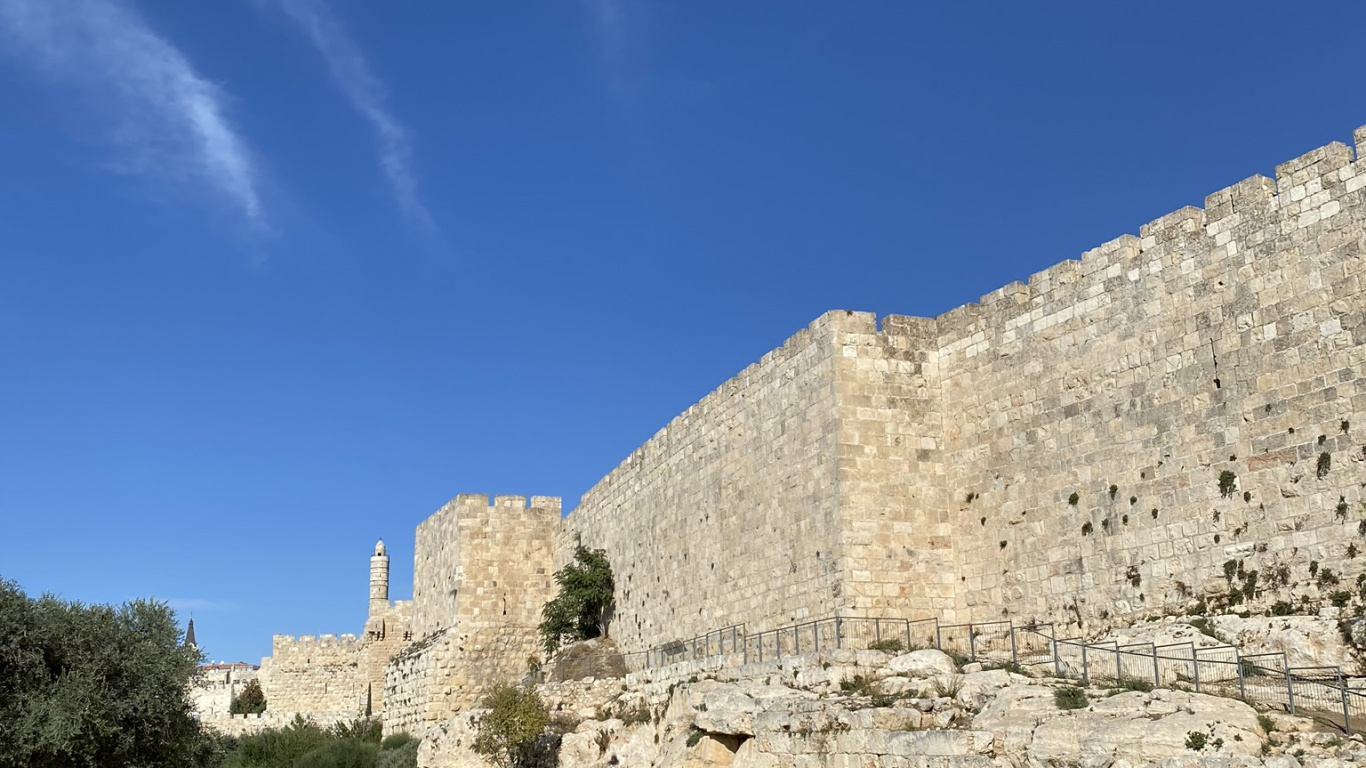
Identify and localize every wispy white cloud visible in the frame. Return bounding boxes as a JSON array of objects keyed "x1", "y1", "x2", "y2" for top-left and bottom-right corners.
[
  {"x1": 271, "y1": 0, "x2": 431, "y2": 228},
  {"x1": 0, "y1": 0, "x2": 264, "y2": 225}
]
